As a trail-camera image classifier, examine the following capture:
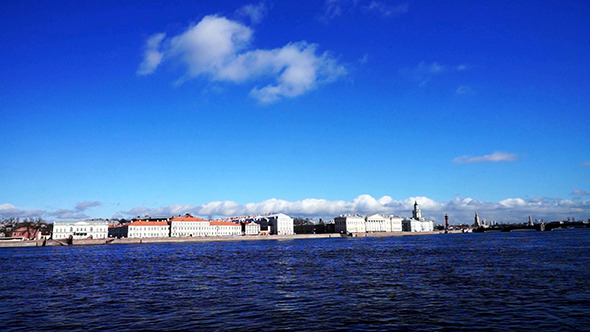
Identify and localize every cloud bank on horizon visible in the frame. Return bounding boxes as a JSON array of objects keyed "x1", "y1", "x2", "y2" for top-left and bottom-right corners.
[
  {"x1": 2, "y1": 195, "x2": 588, "y2": 224},
  {"x1": 138, "y1": 13, "x2": 346, "y2": 103},
  {"x1": 0, "y1": 201, "x2": 101, "y2": 220}
]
